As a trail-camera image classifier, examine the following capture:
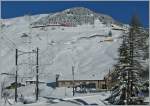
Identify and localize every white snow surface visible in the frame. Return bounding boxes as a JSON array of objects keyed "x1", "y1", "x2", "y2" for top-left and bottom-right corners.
[
  {"x1": 0, "y1": 14, "x2": 124, "y2": 105},
  {"x1": 0, "y1": 87, "x2": 111, "y2": 106},
  {"x1": 0, "y1": 15, "x2": 123, "y2": 83}
]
